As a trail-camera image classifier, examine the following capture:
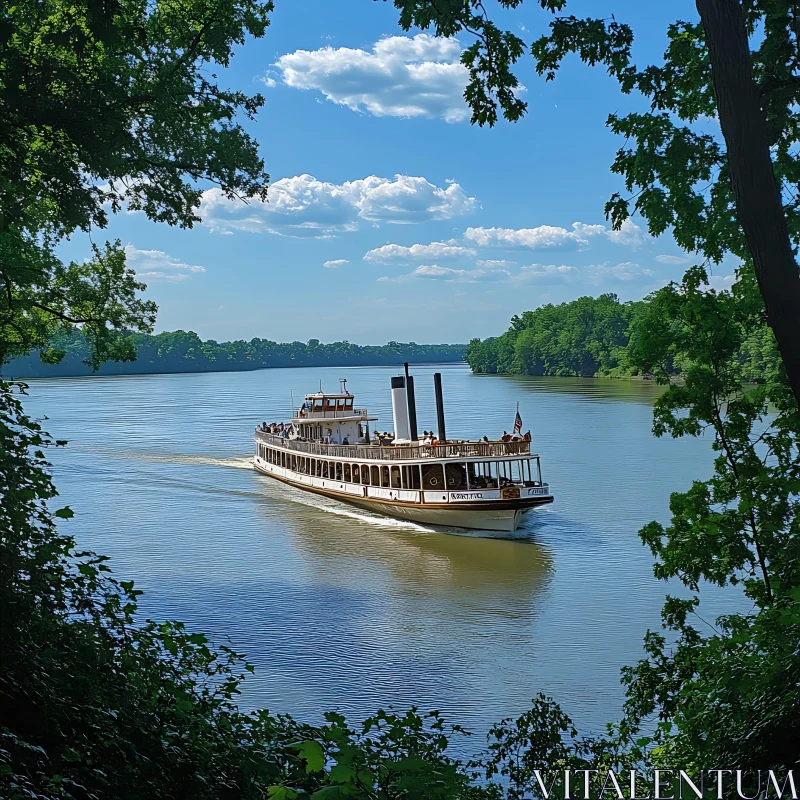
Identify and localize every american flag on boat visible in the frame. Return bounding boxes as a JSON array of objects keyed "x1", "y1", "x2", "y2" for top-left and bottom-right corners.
[{"x1": 514, "y1": 404, "x2": 522, "y2": 434}]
